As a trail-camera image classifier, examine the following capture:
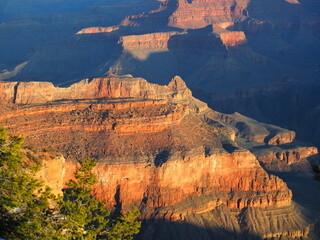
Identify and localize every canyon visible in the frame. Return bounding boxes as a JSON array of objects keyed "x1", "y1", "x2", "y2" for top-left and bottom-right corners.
[
  {"x1": 0, "y1": 75, "x2": 319, "y2": 239},
  {"x1": 1, "y1": 0, "x2": 320, "y2": 239}
]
